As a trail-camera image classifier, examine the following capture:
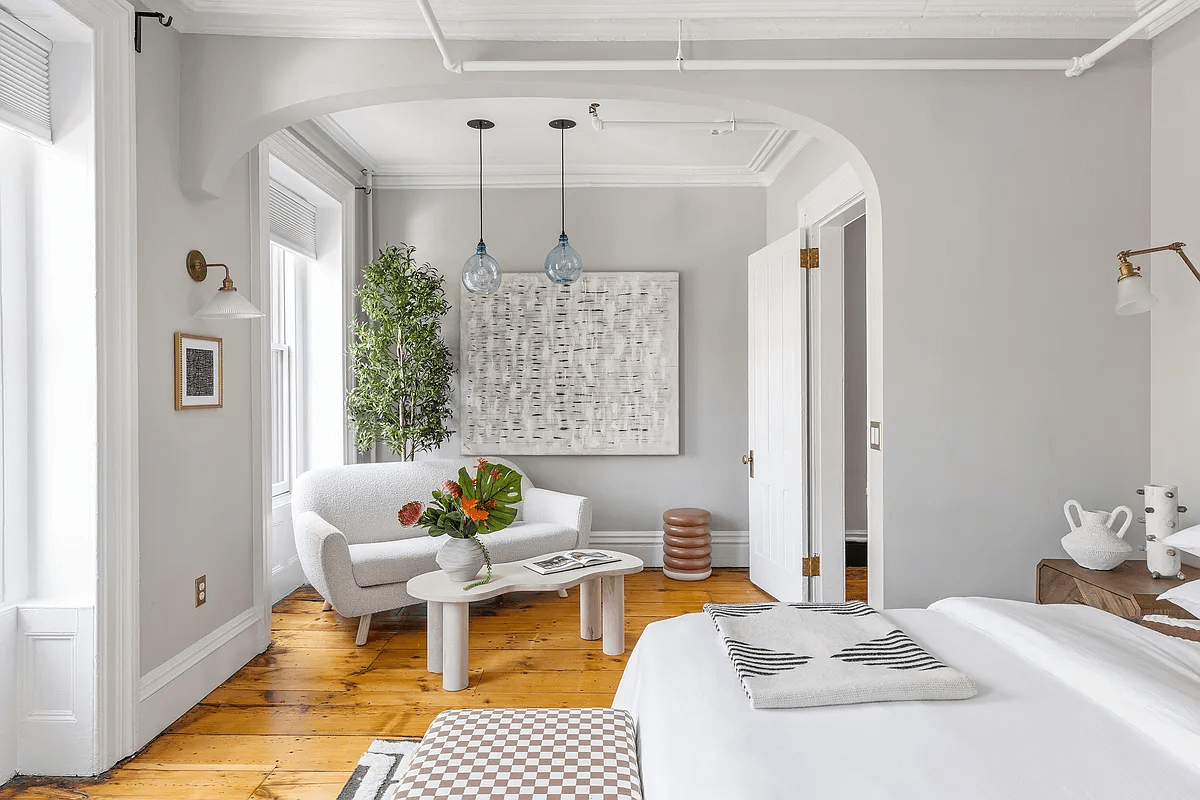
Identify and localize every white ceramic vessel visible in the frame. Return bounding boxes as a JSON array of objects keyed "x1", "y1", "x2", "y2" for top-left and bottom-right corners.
[
  {"x1": 436, "y1": 536, "x2": 487, "y2": 581},
  {"x1": 1061, "y1": 500, "x2": 1133, "y2": 570}
]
